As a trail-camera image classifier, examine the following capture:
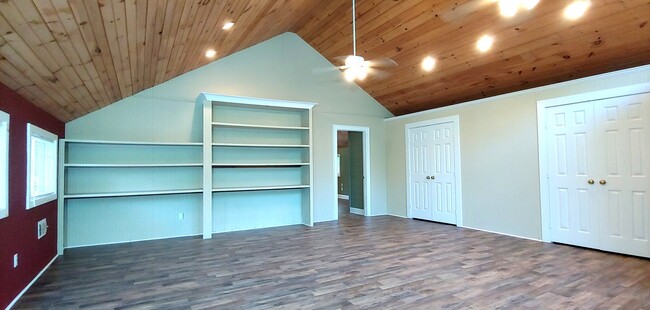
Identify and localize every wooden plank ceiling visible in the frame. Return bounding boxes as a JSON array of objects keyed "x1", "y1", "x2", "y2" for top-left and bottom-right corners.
[{"x1": 0, "y1": 0, "x2": 648, "y2": 121}]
